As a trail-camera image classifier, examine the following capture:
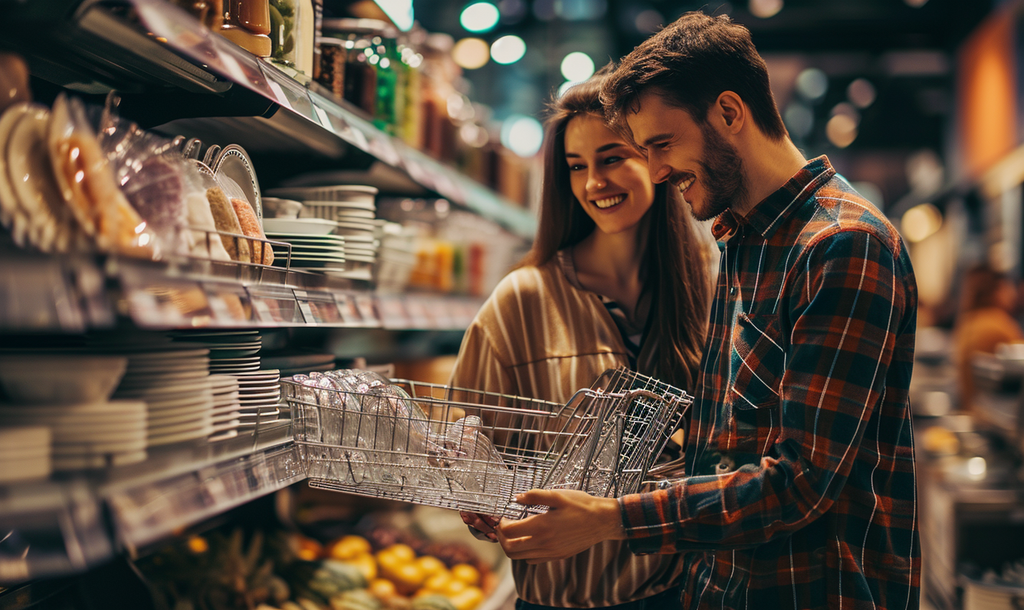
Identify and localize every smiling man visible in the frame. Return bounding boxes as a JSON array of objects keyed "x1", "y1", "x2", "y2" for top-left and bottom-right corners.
[{"x1": 495, "y1": 11, "x2": 921, "y2": 610}]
